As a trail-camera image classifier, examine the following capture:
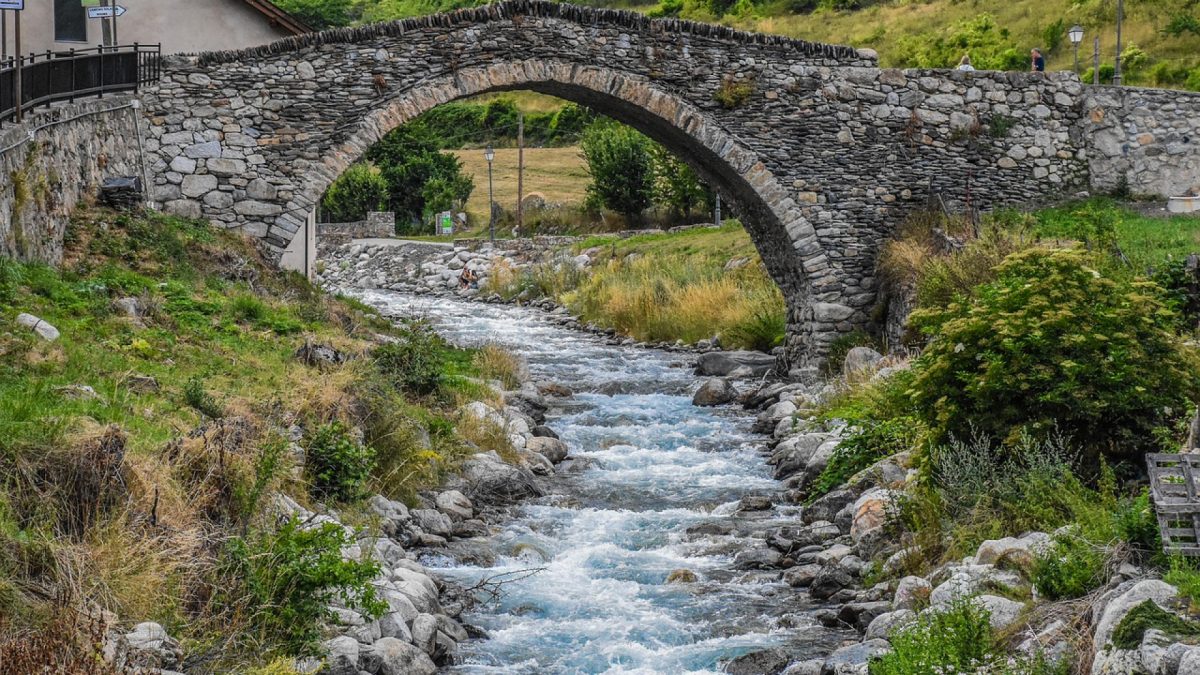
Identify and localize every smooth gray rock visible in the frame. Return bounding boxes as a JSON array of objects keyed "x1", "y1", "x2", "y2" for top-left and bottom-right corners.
[
  {"x1": 372, "y1": 637, "x2": 437, "y2": 675},
  {"x1": 725, "y1": 647, "x2": 790, "y2": 674},
  {"x1": 16, "y1": 313, "x2": 59, "y2": 341},
  {"x1": 693, "y1": 378, "x2": 737, "y2": 406}
]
